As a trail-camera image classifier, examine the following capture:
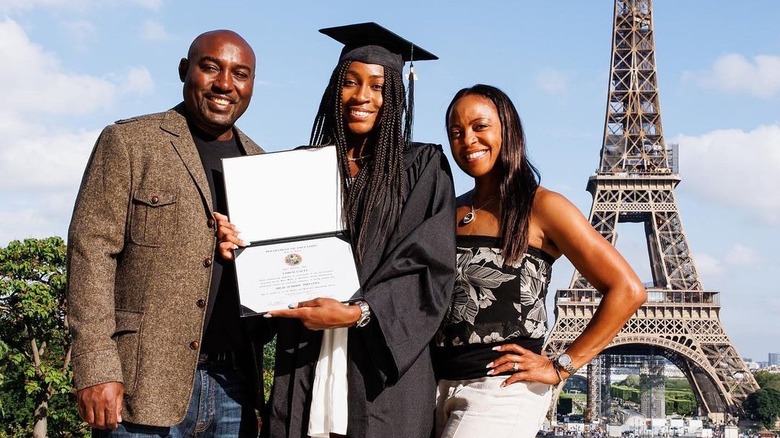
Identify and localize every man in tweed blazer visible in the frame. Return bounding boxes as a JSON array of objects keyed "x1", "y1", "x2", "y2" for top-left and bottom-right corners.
[{"x1": 67, "y1": 30, "x2": 265, "y2": 436}]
